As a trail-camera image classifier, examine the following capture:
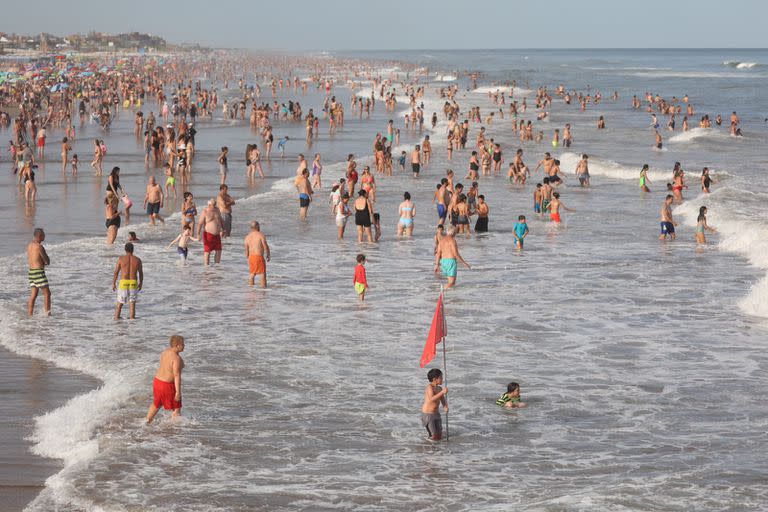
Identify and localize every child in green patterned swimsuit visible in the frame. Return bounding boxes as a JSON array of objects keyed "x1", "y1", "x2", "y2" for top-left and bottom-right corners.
[{"x1": 496, "y1": 382, "x2": 526, "y2": 408}]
